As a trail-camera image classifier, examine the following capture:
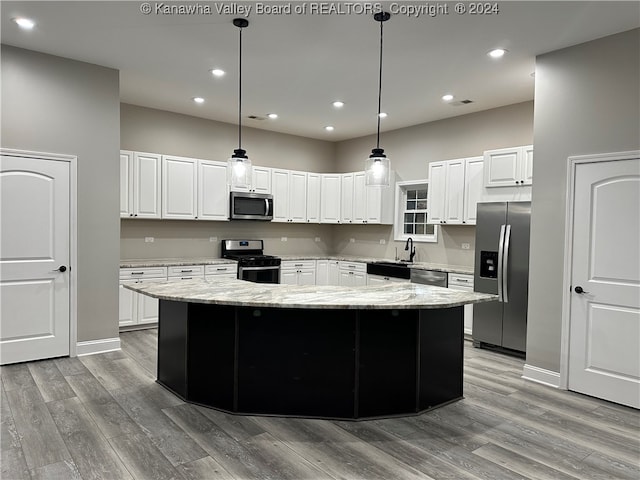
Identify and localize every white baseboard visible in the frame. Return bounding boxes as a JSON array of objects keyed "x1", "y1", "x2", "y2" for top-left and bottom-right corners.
[
  {"x1": 522, "y1": 363, "x2": 561, "y2": 388},
  {"x1": 76, "y1": 337, "x2": 121, "y2": 357}
]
